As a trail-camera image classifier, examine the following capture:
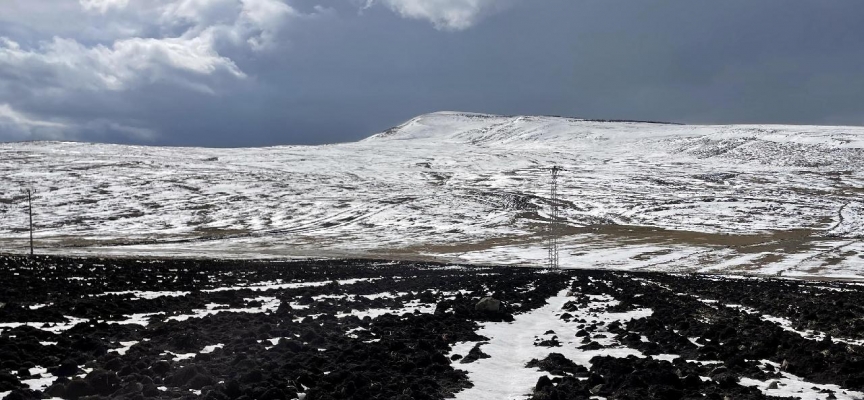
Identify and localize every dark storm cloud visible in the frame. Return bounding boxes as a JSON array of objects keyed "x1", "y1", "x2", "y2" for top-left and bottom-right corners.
[{"x1": 1, "y1": 0, "x2": 863, "y2": 146}]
